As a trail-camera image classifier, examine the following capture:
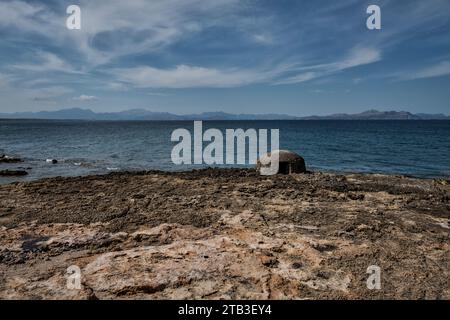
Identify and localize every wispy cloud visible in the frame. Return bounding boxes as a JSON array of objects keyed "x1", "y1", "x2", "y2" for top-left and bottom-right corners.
[
  {"x1": 147, "y1": 91, "x2": 171, "y2": 97},
  {"x1": 29, "y1": 86, "x2": 74, "y2": 102},
  {"x1": 274, "y1": 47, "x2": 381, "y2": 85},
  {"x1": 1, "y1": 0, "x2": 444, "y2": 90},
  {"x1": 0, "y1": 0, "x2": 243, "y2": 68},
  {"x1": 0, "y1": 0, "x2": 43, "y2": 29},
  {"x1": 0, "y1": 0, "x2": 450, "y2": 113},
  {"x1": 32, "y1": 96, "x2": 57, "y2": 102},
  {"x1": 12, "y1": 52, "x2": 81, "y2": 74},
  {"x1": 112, "y1": 65, "x2": 281, "y2": 88},
  {"x1": 400, "y1": 60, "x2": 450, "y2": 81},
  {"x1": 72, "y1": 94, "x2": 98, "y2": 101},
  {"x1": 252, "y1": 34, "x2": 274, "y2": 45},
  {"x1": 111, "y1": 46, "x2": 381, "y2": 89}
]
